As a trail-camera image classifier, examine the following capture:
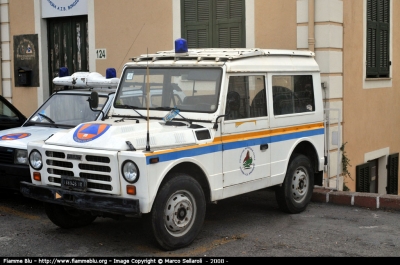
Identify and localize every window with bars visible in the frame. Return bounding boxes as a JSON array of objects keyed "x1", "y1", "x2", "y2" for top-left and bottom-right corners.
[
  {"x1": 181, "y1": 0, "x2": 245, "y2": 48},
  {"x1": 366, "y1": 0, "x2": 390, "y2": 78}
]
